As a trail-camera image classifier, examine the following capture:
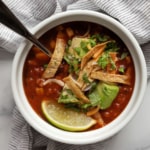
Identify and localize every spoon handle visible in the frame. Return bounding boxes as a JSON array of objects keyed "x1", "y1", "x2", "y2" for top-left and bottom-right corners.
[{"x1": 0, "y1": 0, "x2": 51, "y2": 56}]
